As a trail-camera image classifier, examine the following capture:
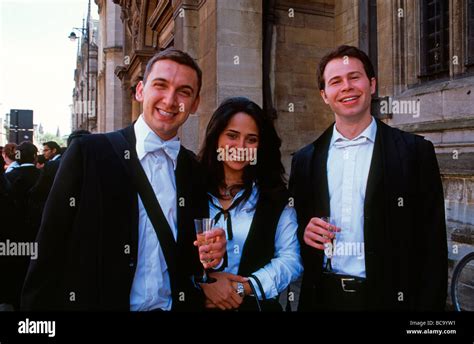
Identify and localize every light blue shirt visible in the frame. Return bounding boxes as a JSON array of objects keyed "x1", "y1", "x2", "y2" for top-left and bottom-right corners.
[
  {"x1": 326, "y1": 117, "x2": 377, "y2": 278},
  {"x1": 209, "y1": 185, "x2": 303, "y2": 300},
  {"x1": 130, "y1": 115, "x2": 179, "y2": 311},
  {"x1": 5, "y1": 160, "x2": 19, "y2": 173}
]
